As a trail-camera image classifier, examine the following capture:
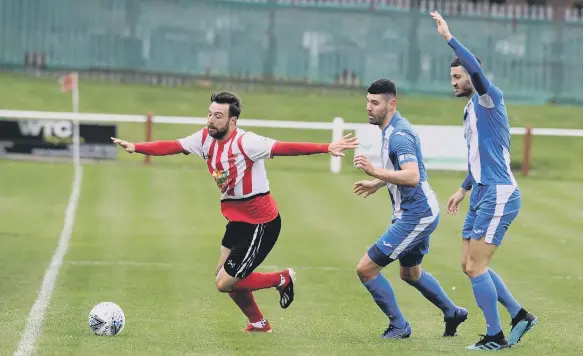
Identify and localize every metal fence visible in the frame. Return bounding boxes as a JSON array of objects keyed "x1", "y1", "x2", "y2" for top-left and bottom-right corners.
[{"x1": 0, "y1": 0, "x2": 581, "y2": 104}]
